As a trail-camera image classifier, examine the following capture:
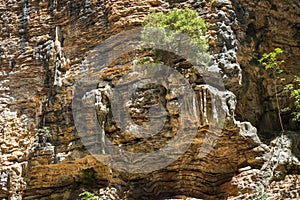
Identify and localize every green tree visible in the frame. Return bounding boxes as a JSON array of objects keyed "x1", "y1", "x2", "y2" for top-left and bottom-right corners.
[
  {"x1": 141, "y1": 8, "x2": 210, "y2": 66},
  {"x1": 259, "y1": 48, "x2": 300, "y2": 129},
  {"x1": 259, "y1": 48, "x2": 285, "y2": 132}
]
